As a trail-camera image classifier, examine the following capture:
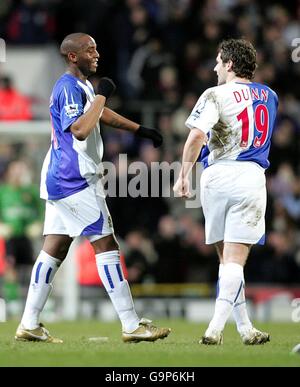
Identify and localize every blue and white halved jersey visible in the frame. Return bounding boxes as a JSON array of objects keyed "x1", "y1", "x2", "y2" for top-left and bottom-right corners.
[
  {"x1": 40, "y1": 73, "x2": 104, "y2": 200},
  {"x1": 185, "y1": 81, "x2": 278, "y2": 169}
]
